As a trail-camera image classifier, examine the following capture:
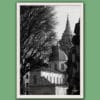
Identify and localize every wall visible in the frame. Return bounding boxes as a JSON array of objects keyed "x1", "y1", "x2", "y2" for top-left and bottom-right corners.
[
  {"x1": 50, "y1": 61, "x2": 67, "y2": 72},
  {"x1": 24, "y1": 69, "x2": 67, "y2": 94},
  {"x1": 29, "y1": 85, "x2": 55, "y2": 95}
]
